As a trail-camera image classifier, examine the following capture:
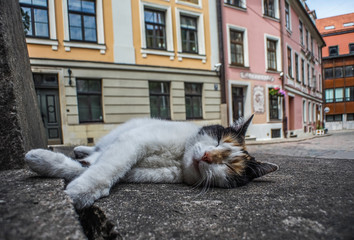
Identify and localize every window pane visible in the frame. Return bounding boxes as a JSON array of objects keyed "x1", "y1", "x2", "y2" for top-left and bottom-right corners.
[
  {"x1": 325, "y1": 89, "x2": 333, "y2": 103},
  {"x1": 69, "y1": 13, "x2": 82, "y2": 27},
  {"x1": 68, "y1": 0, "x2": 82, "y2": 11},
  {"x1": 22, "y1": 7, "x2": 33, "y2": 36},
  {"x1": 324, "y1": 68, "x2": 333, "y2": 79},
  {"x1": 82, "y1": 0, "x2": 95, "y2": 13},
  {"x1": 20, "y1": 0, "x2": 32, "y2": 4},
  {"x1": 90, "y1": 95, "x2": 103, "y2": 121},
  {"x1": 88, "y1": 79, "x2": 101, "y2": 92},
  {"x1": 35, "y1": 22, "x2": 49, "y2": 37},
  {"x1": 77, "y1": 95, "x2": 90, "y2": 122},
  {"x1": 335, "y1": 67, "x2": 343, "y2": 78},
  {"x1": 345, "y1": 65, "x2": 353, "y2": 77},
  {"x1": 76, "y1": 79, "x2": 89, "y2": 92},
  {"x1": 33, "y1": 0, "x2": 47, "y2": 7},
  {"x1": 335, "y1": 88, "x2": 343, "y2": 102}
]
